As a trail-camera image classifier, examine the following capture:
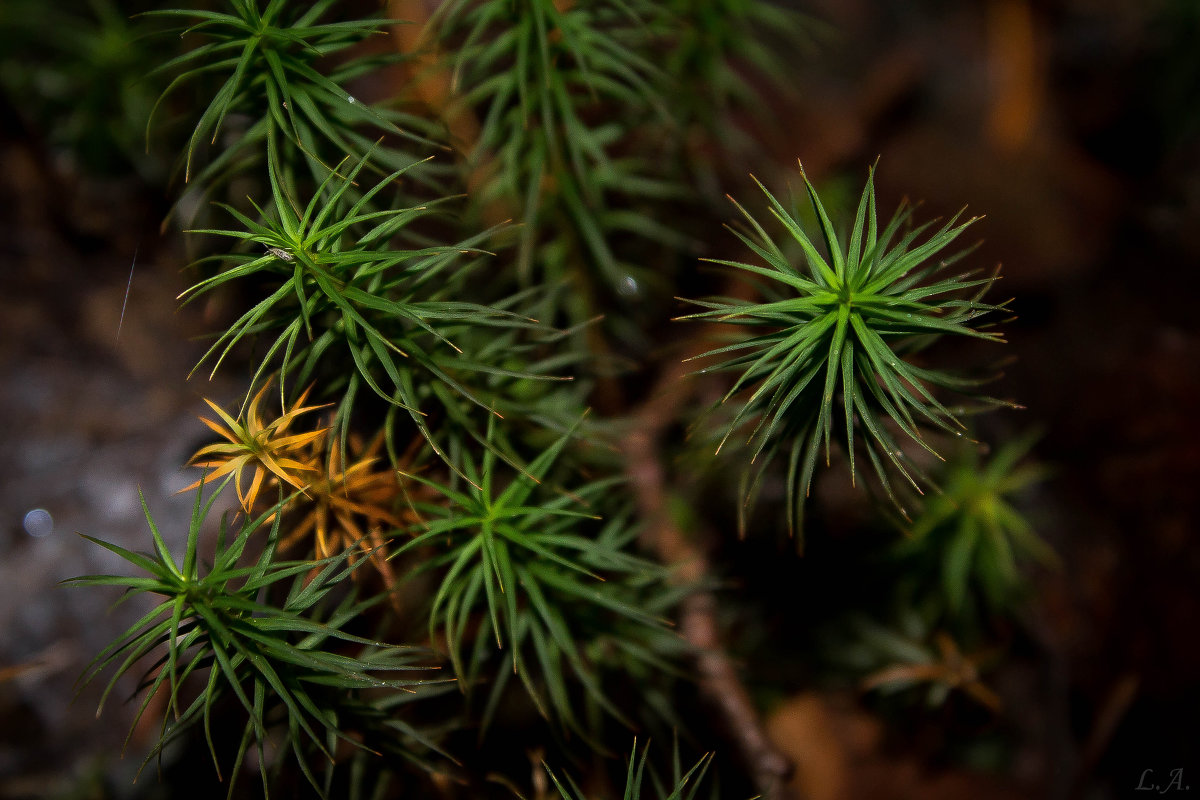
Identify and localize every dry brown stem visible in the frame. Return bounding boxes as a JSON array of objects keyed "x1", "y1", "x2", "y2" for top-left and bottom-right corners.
[{"x1": 623, "y1": 356, "x2": 796, "y2": 798}]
